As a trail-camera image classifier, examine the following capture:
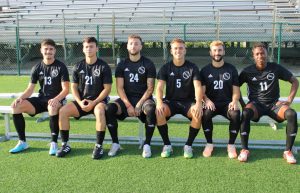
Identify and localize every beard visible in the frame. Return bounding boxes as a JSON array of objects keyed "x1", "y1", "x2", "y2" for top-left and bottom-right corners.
[
  {"x1": 212, "y1": 55, "x2": 223, "y2": 62},
  {"x1": 129, "y1": 50, "x2": 139, "y2": 56}
]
